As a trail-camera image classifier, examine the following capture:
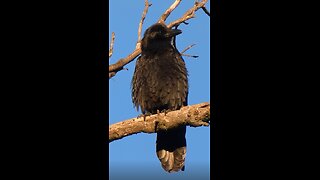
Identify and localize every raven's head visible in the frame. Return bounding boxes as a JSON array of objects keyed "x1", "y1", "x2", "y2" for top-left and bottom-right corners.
[{"x1": 141, "y1": 23, "x2": 182, "y2": 51}]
